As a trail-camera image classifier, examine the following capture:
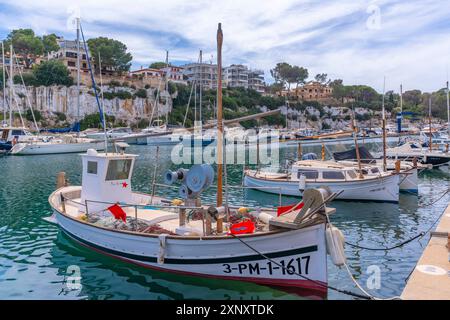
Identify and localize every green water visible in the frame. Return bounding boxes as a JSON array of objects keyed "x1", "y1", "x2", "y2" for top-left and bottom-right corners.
[{"x1": 0, "y1": 144, "x2": 448, "y2": 300}]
